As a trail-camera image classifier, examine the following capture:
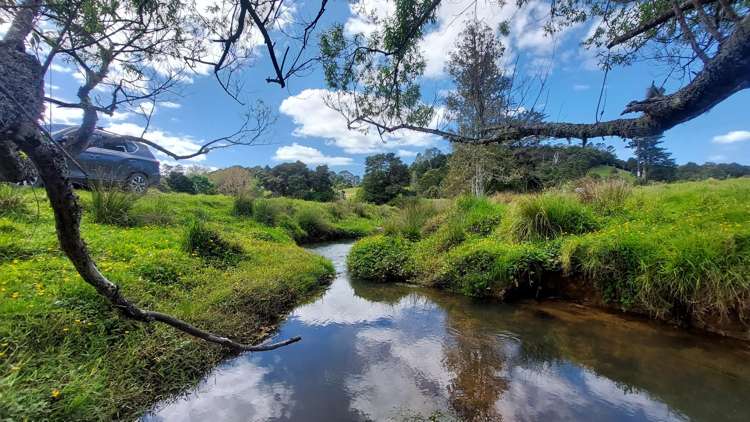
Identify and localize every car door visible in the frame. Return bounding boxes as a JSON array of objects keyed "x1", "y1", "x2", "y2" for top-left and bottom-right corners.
[
  {"x1": 74, "y1": 133, "x2": 114, "y2": 183},
  {"x1": 87, "y1": 135, "x2": 133, "y2": 183}
]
